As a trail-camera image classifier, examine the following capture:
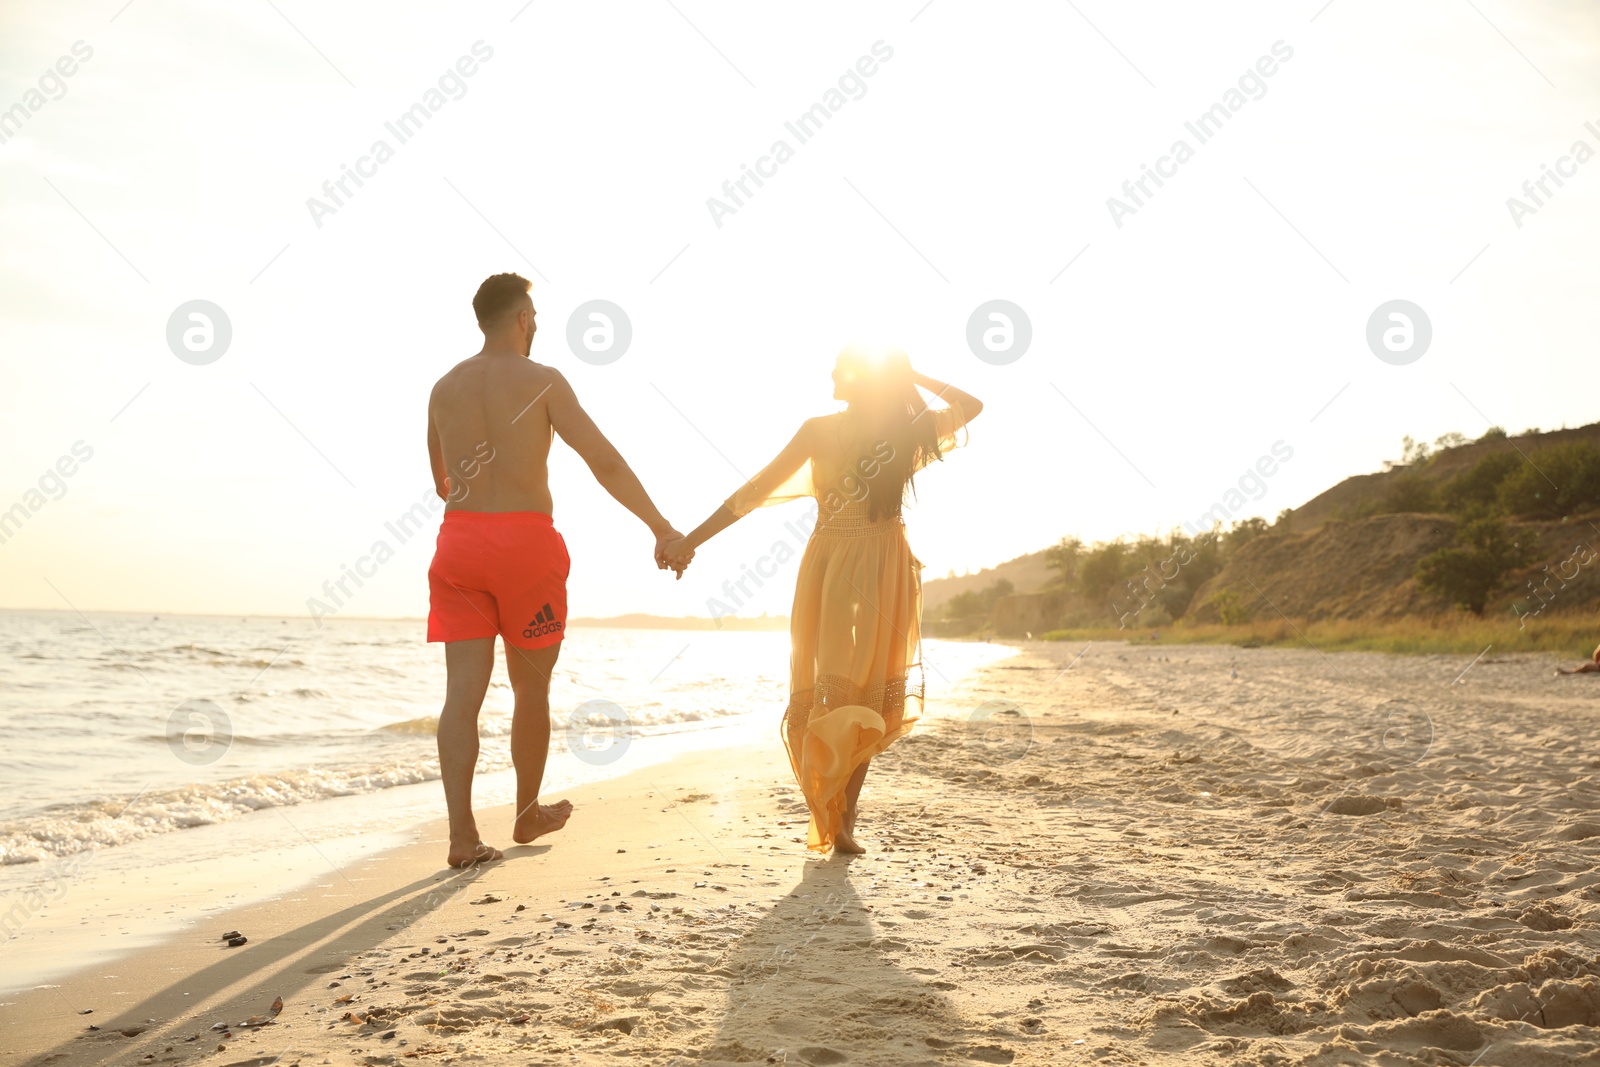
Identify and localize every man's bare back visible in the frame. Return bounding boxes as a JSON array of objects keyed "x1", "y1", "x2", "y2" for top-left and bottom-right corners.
[
  {"x1": 429, "y1": 354, "x2": 560, "y2": 514},
  {"x1": 426, "y1": 313, "x2": 672, "y2": 528}
]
